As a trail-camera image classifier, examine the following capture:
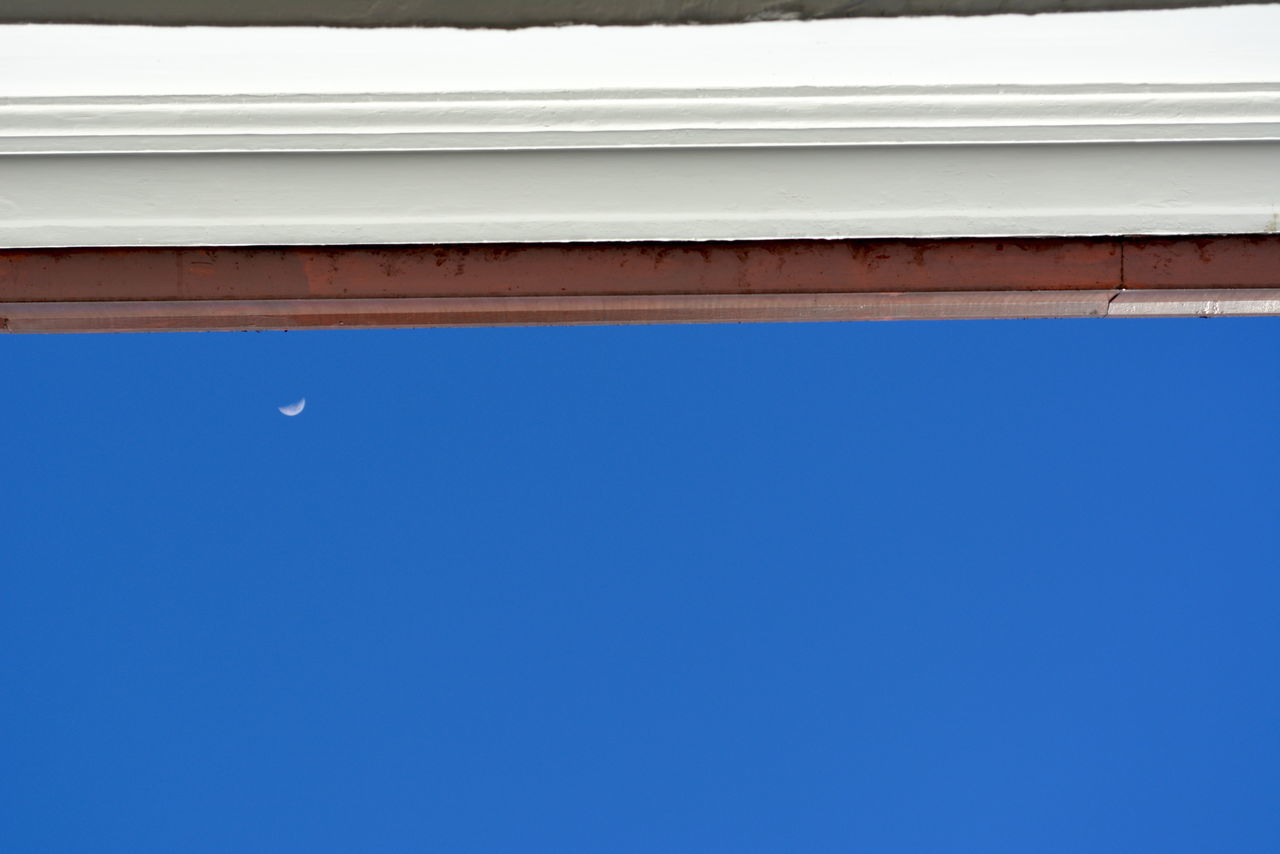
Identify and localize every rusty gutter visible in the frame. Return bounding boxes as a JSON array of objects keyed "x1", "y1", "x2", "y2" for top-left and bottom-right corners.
[{"x1": 1, "y1": 237, "x2": 1277, "y2": 332}]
